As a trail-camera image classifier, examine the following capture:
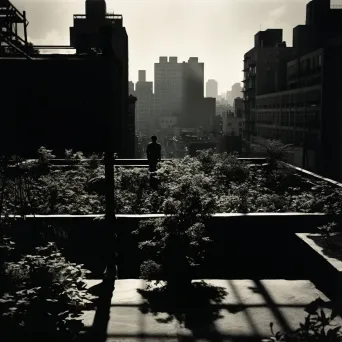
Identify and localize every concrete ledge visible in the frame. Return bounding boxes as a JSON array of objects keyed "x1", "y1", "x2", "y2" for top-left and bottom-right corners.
[
  {"x1": 287, "y1": 164, "x2": 342, "y2": 189},
  {"x1": 2, "y1": 212, "x2": 327, "y2": 219},
  {"x1": 296, "y1": 233, "x2": 342, "y2": 305},
  {"x1": 10, "y1": 157, "x2": 268, "y2": 166}
]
